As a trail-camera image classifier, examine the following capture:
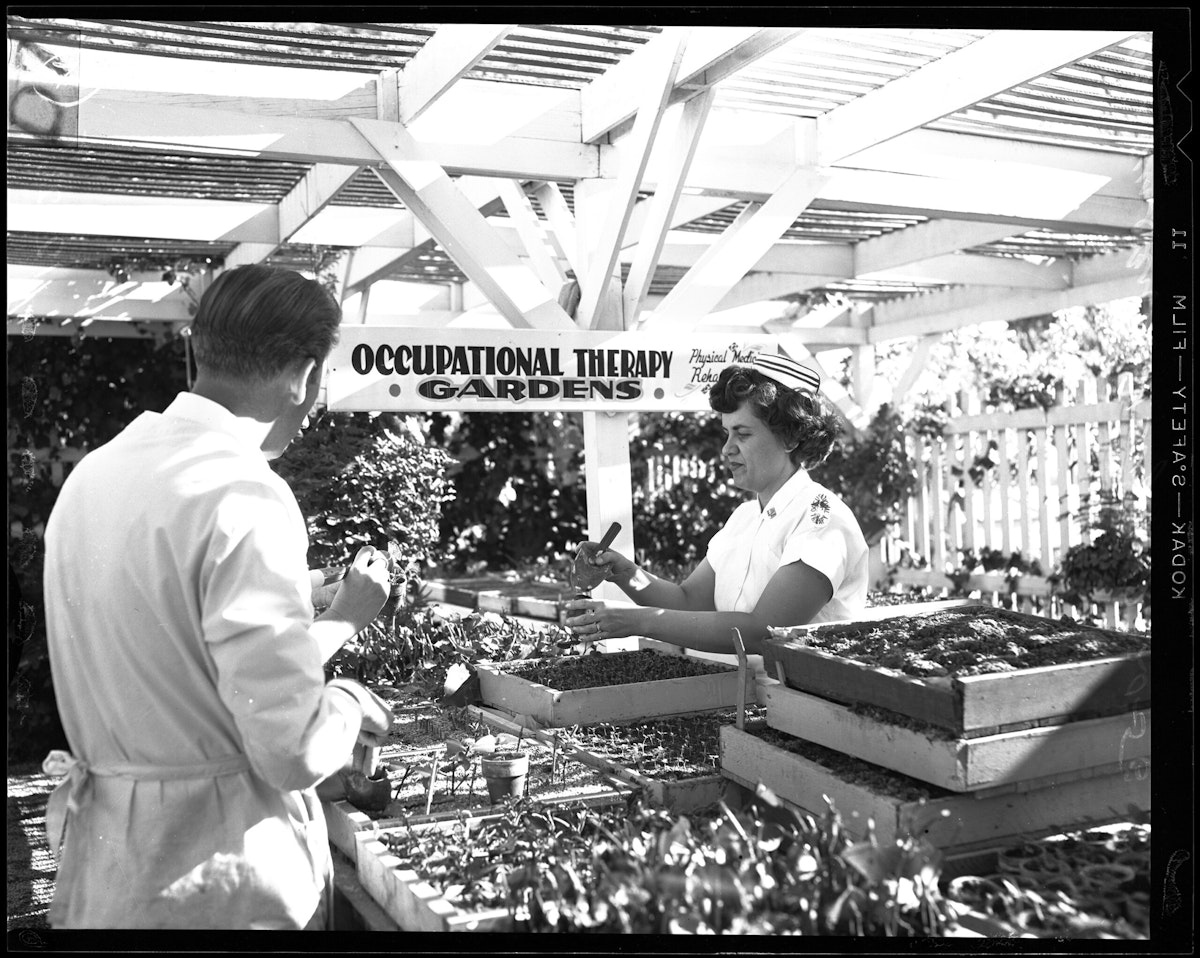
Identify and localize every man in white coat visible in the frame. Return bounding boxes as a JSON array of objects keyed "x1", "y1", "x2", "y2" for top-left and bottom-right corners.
[{"x1": 42, "y1": 264, "x2": 394, "y2": 929}]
